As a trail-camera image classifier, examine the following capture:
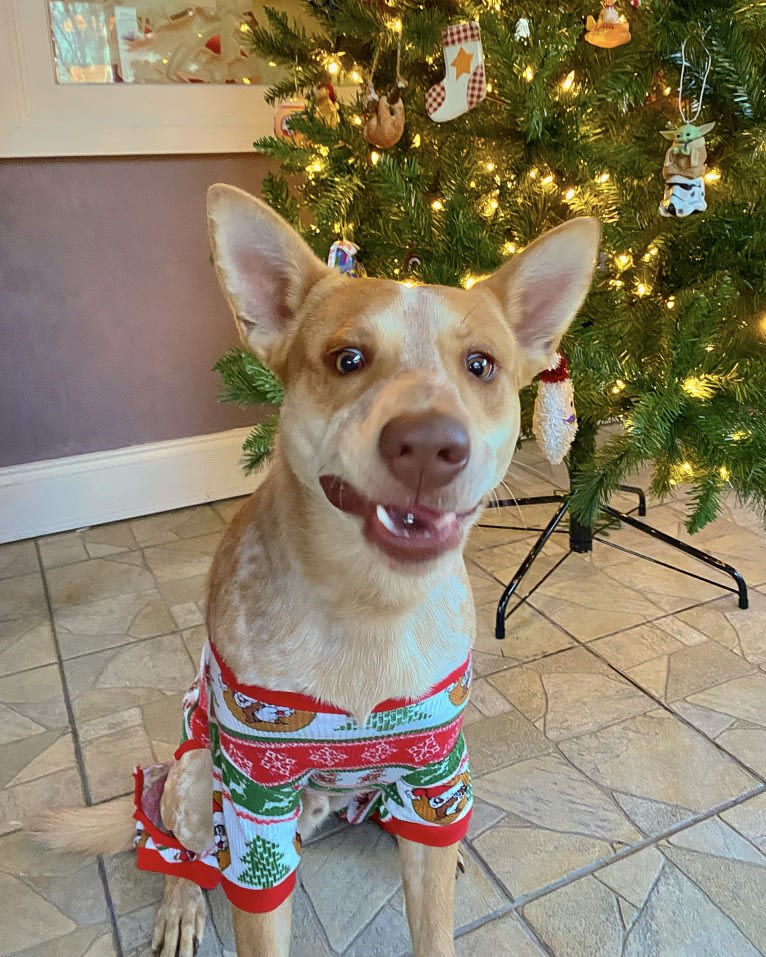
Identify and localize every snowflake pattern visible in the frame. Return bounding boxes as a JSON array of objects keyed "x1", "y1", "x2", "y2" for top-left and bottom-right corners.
[
  {"x1": 407, "y1": 734, "x2": 443, "y2": 764},
  {"x1": 308, "y1": 745, "x2": 345, "y2": 766},
  {"x1": 260, "y1": 749, "x2": 298, "y2": 777},
  {"x1": 225, "y1": 744, "x2": 255, "y2": 778},
  {"x1": 361, "y1": 740, "x2": 396, "y2": 763}
]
